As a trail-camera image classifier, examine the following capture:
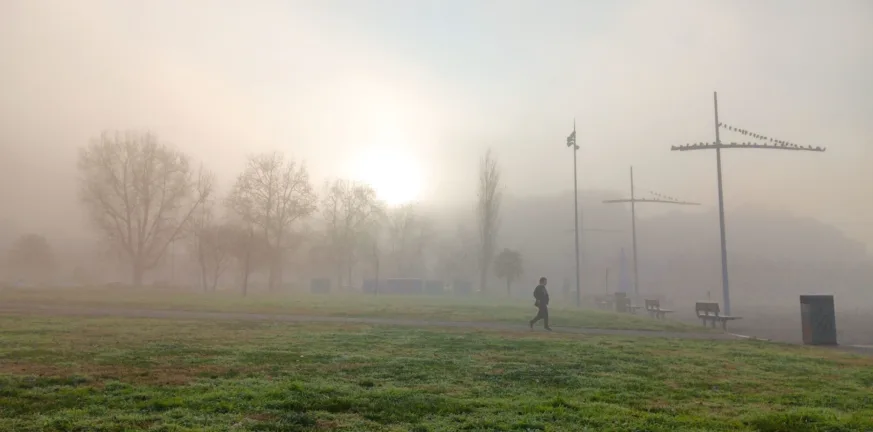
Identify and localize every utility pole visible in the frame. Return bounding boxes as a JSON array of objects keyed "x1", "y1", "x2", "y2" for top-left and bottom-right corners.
[
  {"x1": 671, "y1": 91, "x2": 827, "y2": 315},
  {"x1": 603, "y1": 166, "x2": 700, "y2": 295},
  {"x1": 566, "y1": 121, "x2": 582, "y2": 307}
]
